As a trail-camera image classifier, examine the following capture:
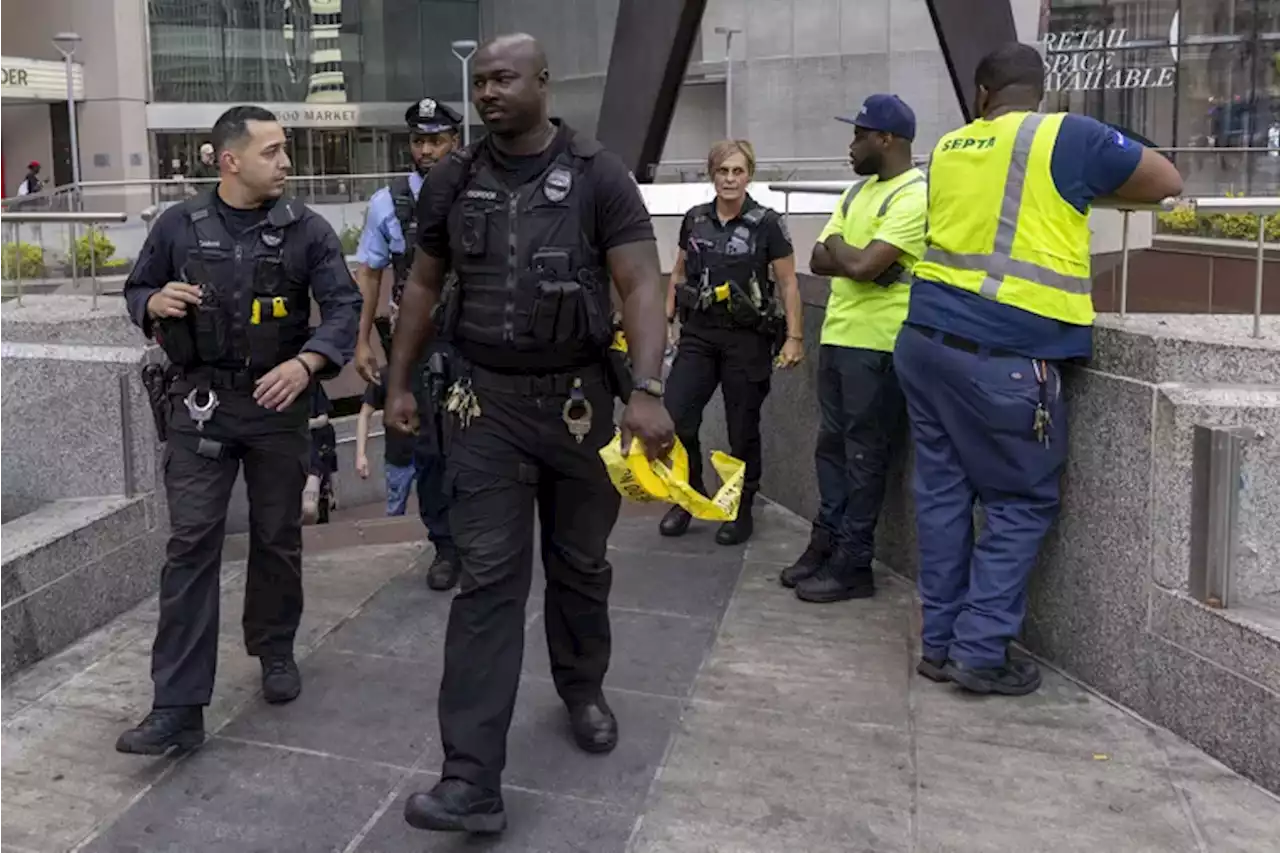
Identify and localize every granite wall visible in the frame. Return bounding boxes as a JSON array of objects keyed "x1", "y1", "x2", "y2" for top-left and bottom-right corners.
[{"x1": 697, "y1": 283, "x2": 1280, "y2": 792}]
